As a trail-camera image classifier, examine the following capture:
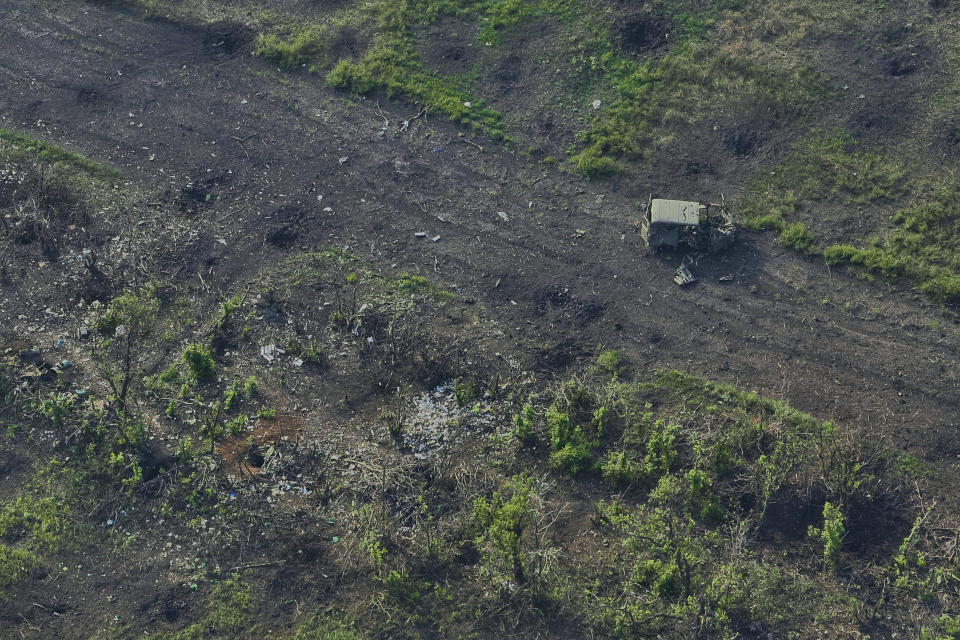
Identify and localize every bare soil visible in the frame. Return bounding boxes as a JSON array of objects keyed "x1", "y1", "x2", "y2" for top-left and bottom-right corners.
[{"x1": 2, "y1": 0, "x2": 960, "y2": 637}]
